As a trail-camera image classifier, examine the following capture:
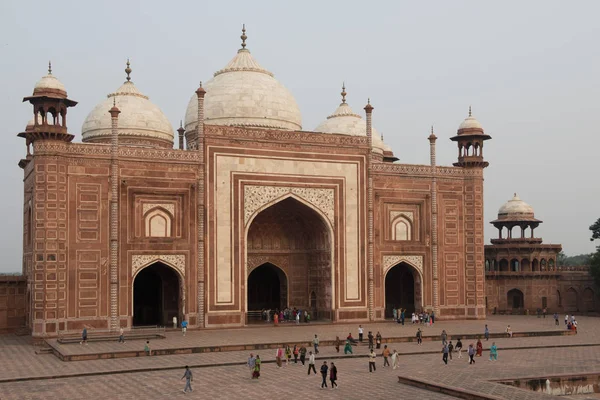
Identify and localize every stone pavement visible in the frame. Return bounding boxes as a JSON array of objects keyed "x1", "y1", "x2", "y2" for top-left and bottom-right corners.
[{"x1": 0, "y1": 315, "x2": 598, "y2": 399}]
